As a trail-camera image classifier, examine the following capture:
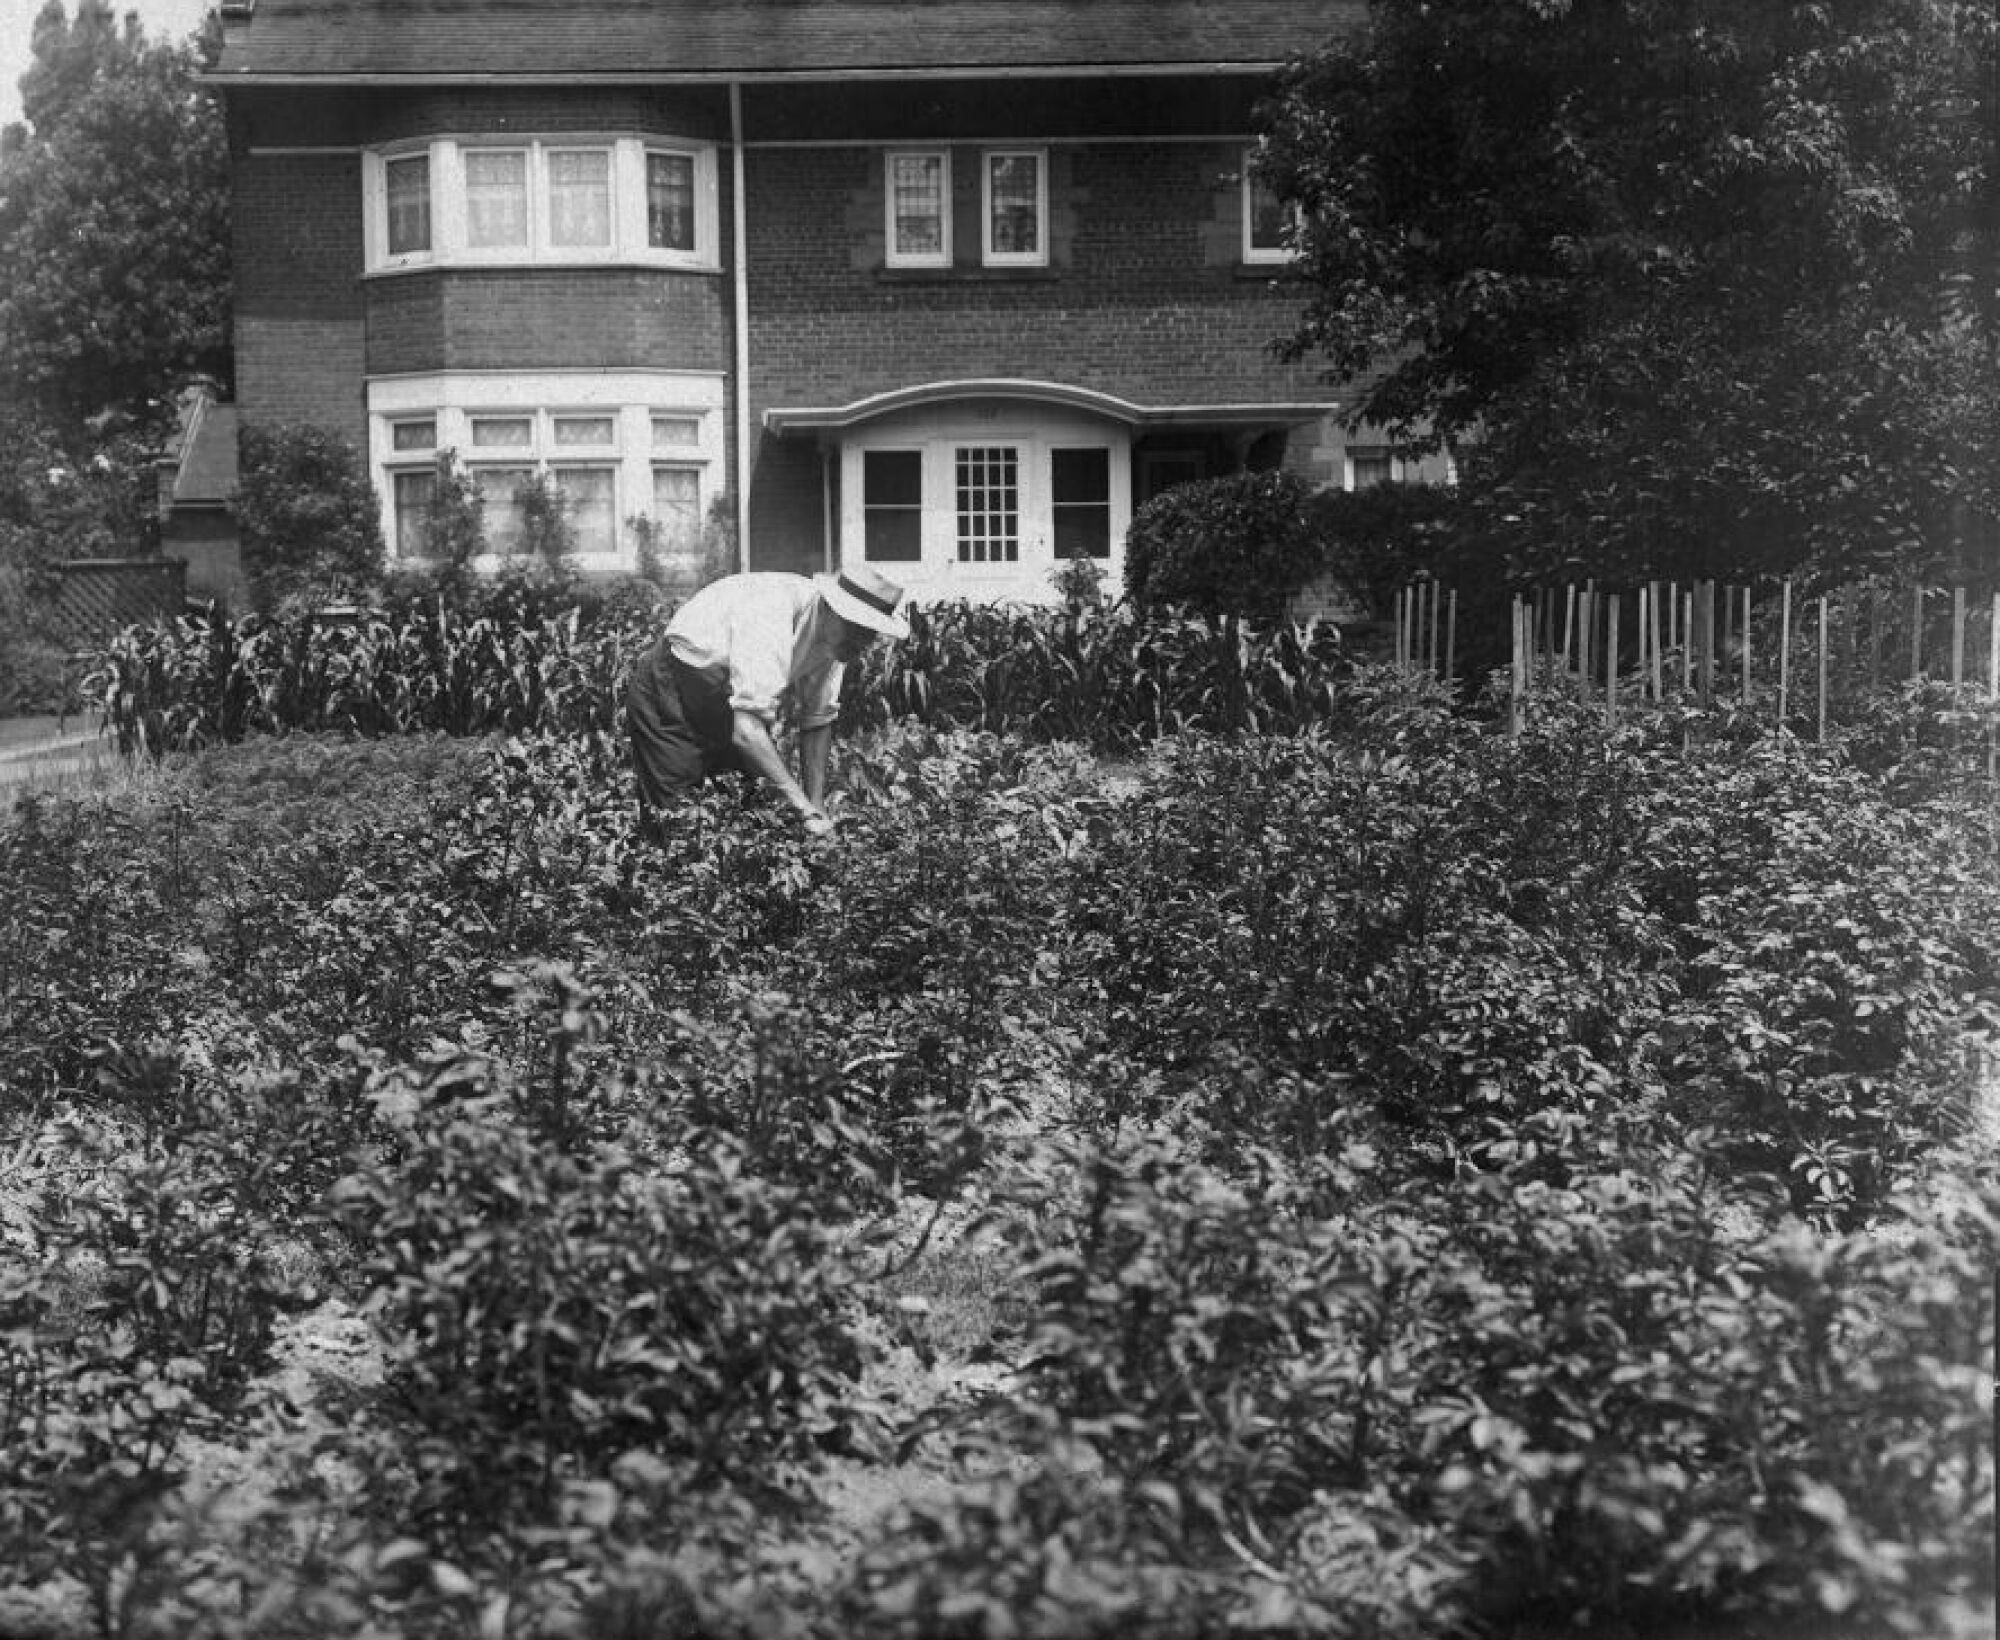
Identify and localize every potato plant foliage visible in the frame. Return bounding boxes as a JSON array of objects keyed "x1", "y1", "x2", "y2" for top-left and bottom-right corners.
[{"x1": 1, "y1": 636, "x2": 1995, "y2": 1639}]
